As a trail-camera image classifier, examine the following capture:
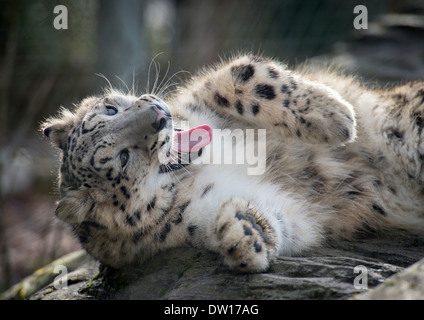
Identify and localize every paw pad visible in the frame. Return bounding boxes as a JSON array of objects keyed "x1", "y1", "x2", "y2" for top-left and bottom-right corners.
[
  {"x1": 211, "y1": 201, "x2": 276, "y2": 272},
  {"x1": 243, "y1": 225, "x2": 252, "y2": 235},
  {"x1": 254, "y1": 241, "x2": 262, "y2": 252},
  {"x1": 235, "y1": 211, "x2": 269, "y2": 244}
]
